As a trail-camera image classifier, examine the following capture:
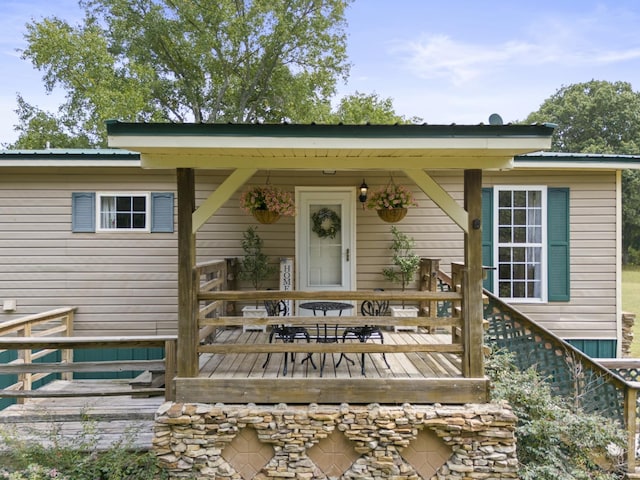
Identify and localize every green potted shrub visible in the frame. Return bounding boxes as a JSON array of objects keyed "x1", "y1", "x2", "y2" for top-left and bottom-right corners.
[
  {"x1": 382, "y1": 226, "x2": 421, "y2": 331},
  {"x1": 239, "y1": 226, "x2": 276, "y2": 331}
]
